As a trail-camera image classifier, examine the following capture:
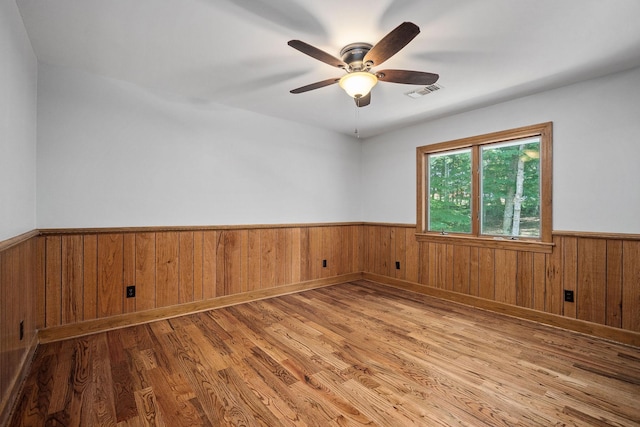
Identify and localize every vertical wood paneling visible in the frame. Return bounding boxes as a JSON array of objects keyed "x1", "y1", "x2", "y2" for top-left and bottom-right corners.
[
  {"x1": 321, "y1": 227, "x2": 333, "y2": 278},
  {"x1": 179, "y1": 232, "x2": 194, "y2": 304},
  {"x1": 62, "y1": 235, "x2": 83, "y2": 324},
  {"x1": 239, "y1": 230, "x2": 249, "y2": 293},
  {"x1": 394, "y1": 227, "x2": 406, "y2": 280},
  {"x1": 36, "y1": 236, "x2": 46, "y2": 329},
  {"x1": 33, "y1": 226, "x2": 640, "y2": 339},
  {"x1": 156, "y1": 232, "x2": 179, "y2": 308},
  {"x1": 516, "y1": 252, "x2": 533, "y2": 309},
  {"x1": 202, "y1": 231, "x2": 217, "y2": 299},
  {"x1": 135, "y1": 233, "x2": 156, "y2": 311},
  {"x1": 362, "y1": 226, "x2": 374, "y2": 274},
  {"x1": 363, "y1": 230, "x2": 635, "y2": 335},
  {"x1": 378, "y1": 226, "x2": 392, "y2": 277},
  {"x1": 97, "y1": 234, "x2": 123, "y2": 318},
  {"x1": 532, "y1": 253, "x2": 546, "y2": 312},
  {"x1": 444, "y1": 244, "x2": 454, "y2": 291},
  {"x1": 494, "y1": 250, "x2": 517, "y2": 304},
  {"x1": 290, "y1": 228, "x2": 302, "y2": 284},
  {"x1": 605, "y1": 240, "x2": 623, "y2": 328},
  {"x1": 430, "y1": 242, "x2": 442, "y2": 288},
  {"x1": 477, "y1": 247, "x2": 493, "y2": 300},
  {"x1": 405, "y1": 228, "x2": 419, "y2": 283},
  {"x1": 6, "y1": 248, "x2": 17, "y2": 382},
  {"x1": 0, "y1": 235, "x2": 39, "y2": 426},
  {"x1": 45, "y1": 236, "x2": 62, "y2": 327},
  {"x1": 308, "y1": 227, "x2": 322, "y2": 280},
  {"x1": 545, "y1": 235, "x2": 563, "y2": 315},
  {"x1": 0, "y1": 248, "x2": 11, "y2": 399},
  {"x1": 452, "y1": 245, "x2": 470, "y2": 294},
  {"x1": 339, "y1": 226, "x2": 351, "y2": 276},
  {"x1": 562, "y1": 237, "x2": 578, "y2": 318},
  {"x1": 576, "y1": 239, "x2": 607, "y2": 324},
  {"x1": 299, "y1": 228, "x2": 310, "y2": 282},
  {"x1": 22, "y1": 240, "x2": 36, "y2": 340},
  {"x1": 123, "y1": 234, "x2": 136, "y2": 314},
  {"x1": 280, "y1": 228, "x2": 300, "y2": 285},
  {"x1": 83, "y1": 235, "x2": 98, "y2": 321},
  {"x1": 218, "y1": 230, "x2": 243, "y2": 295},
  {"x1": 469, "y1": 247, "x2": 480, "y2": 297},
  {"x1": 350, "y1": 225, "x2": 361, "y2": 275},
  {"x1": 247, "y1": 229, "x2": 261, "y2": 291},
  {"x1": 259, "y1": 229, "x2": 276, "y2": 289},
  {"x1": 622, "y1": 241, "x2": 640, "y2": 332},
  {"x1": 370, "y1": 225, "x2": 379, "y2": 274},
  {"x1": 193, "y1": 232, "x2": 204, "y2": 302},
  {"x1": 334, "y1": 226, "x2": 345, "y2": 275},
  {"x1": 418, "y1": 242, "x2": 429, "y2": 286}
]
